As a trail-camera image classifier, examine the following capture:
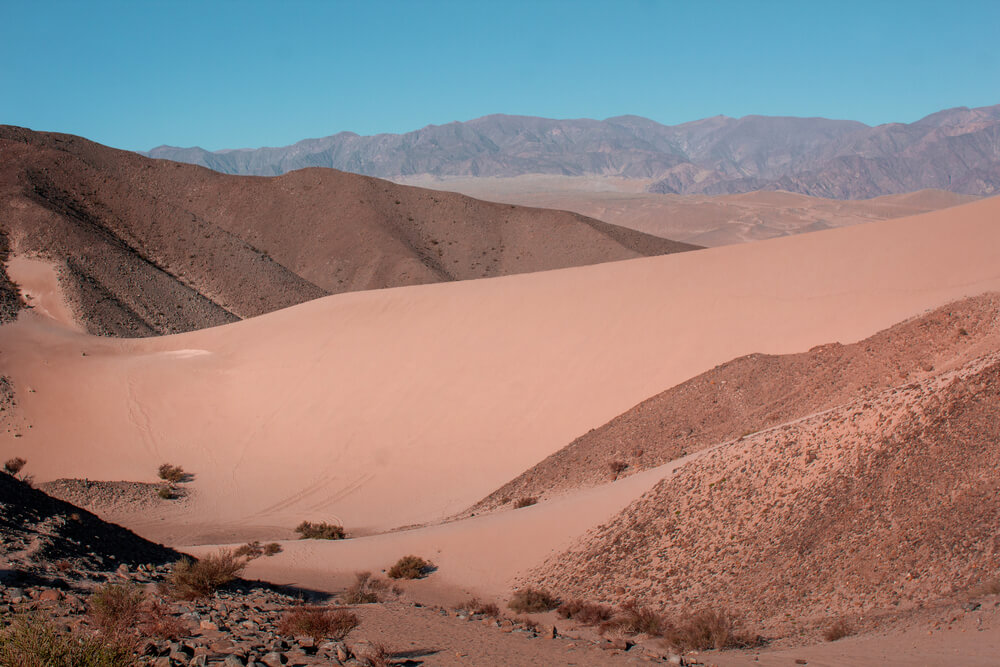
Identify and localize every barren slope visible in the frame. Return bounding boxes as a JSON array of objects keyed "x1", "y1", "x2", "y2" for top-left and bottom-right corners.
[
  {"x1": 470, "y1": 293, "x2": 1000, "y2": 513},
  {"x1": 0, "y1": 126, "x2": 693, "y2": 336},
  {"x1": 1, "y1": 197, "x2": 1000, "y2": 545},
  {"x1": 534, "y1": 349, "x2": 1000, "y2": 637},
  {"x1": 400, "y1": 175, "x2": 976, "y2": 245}
]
